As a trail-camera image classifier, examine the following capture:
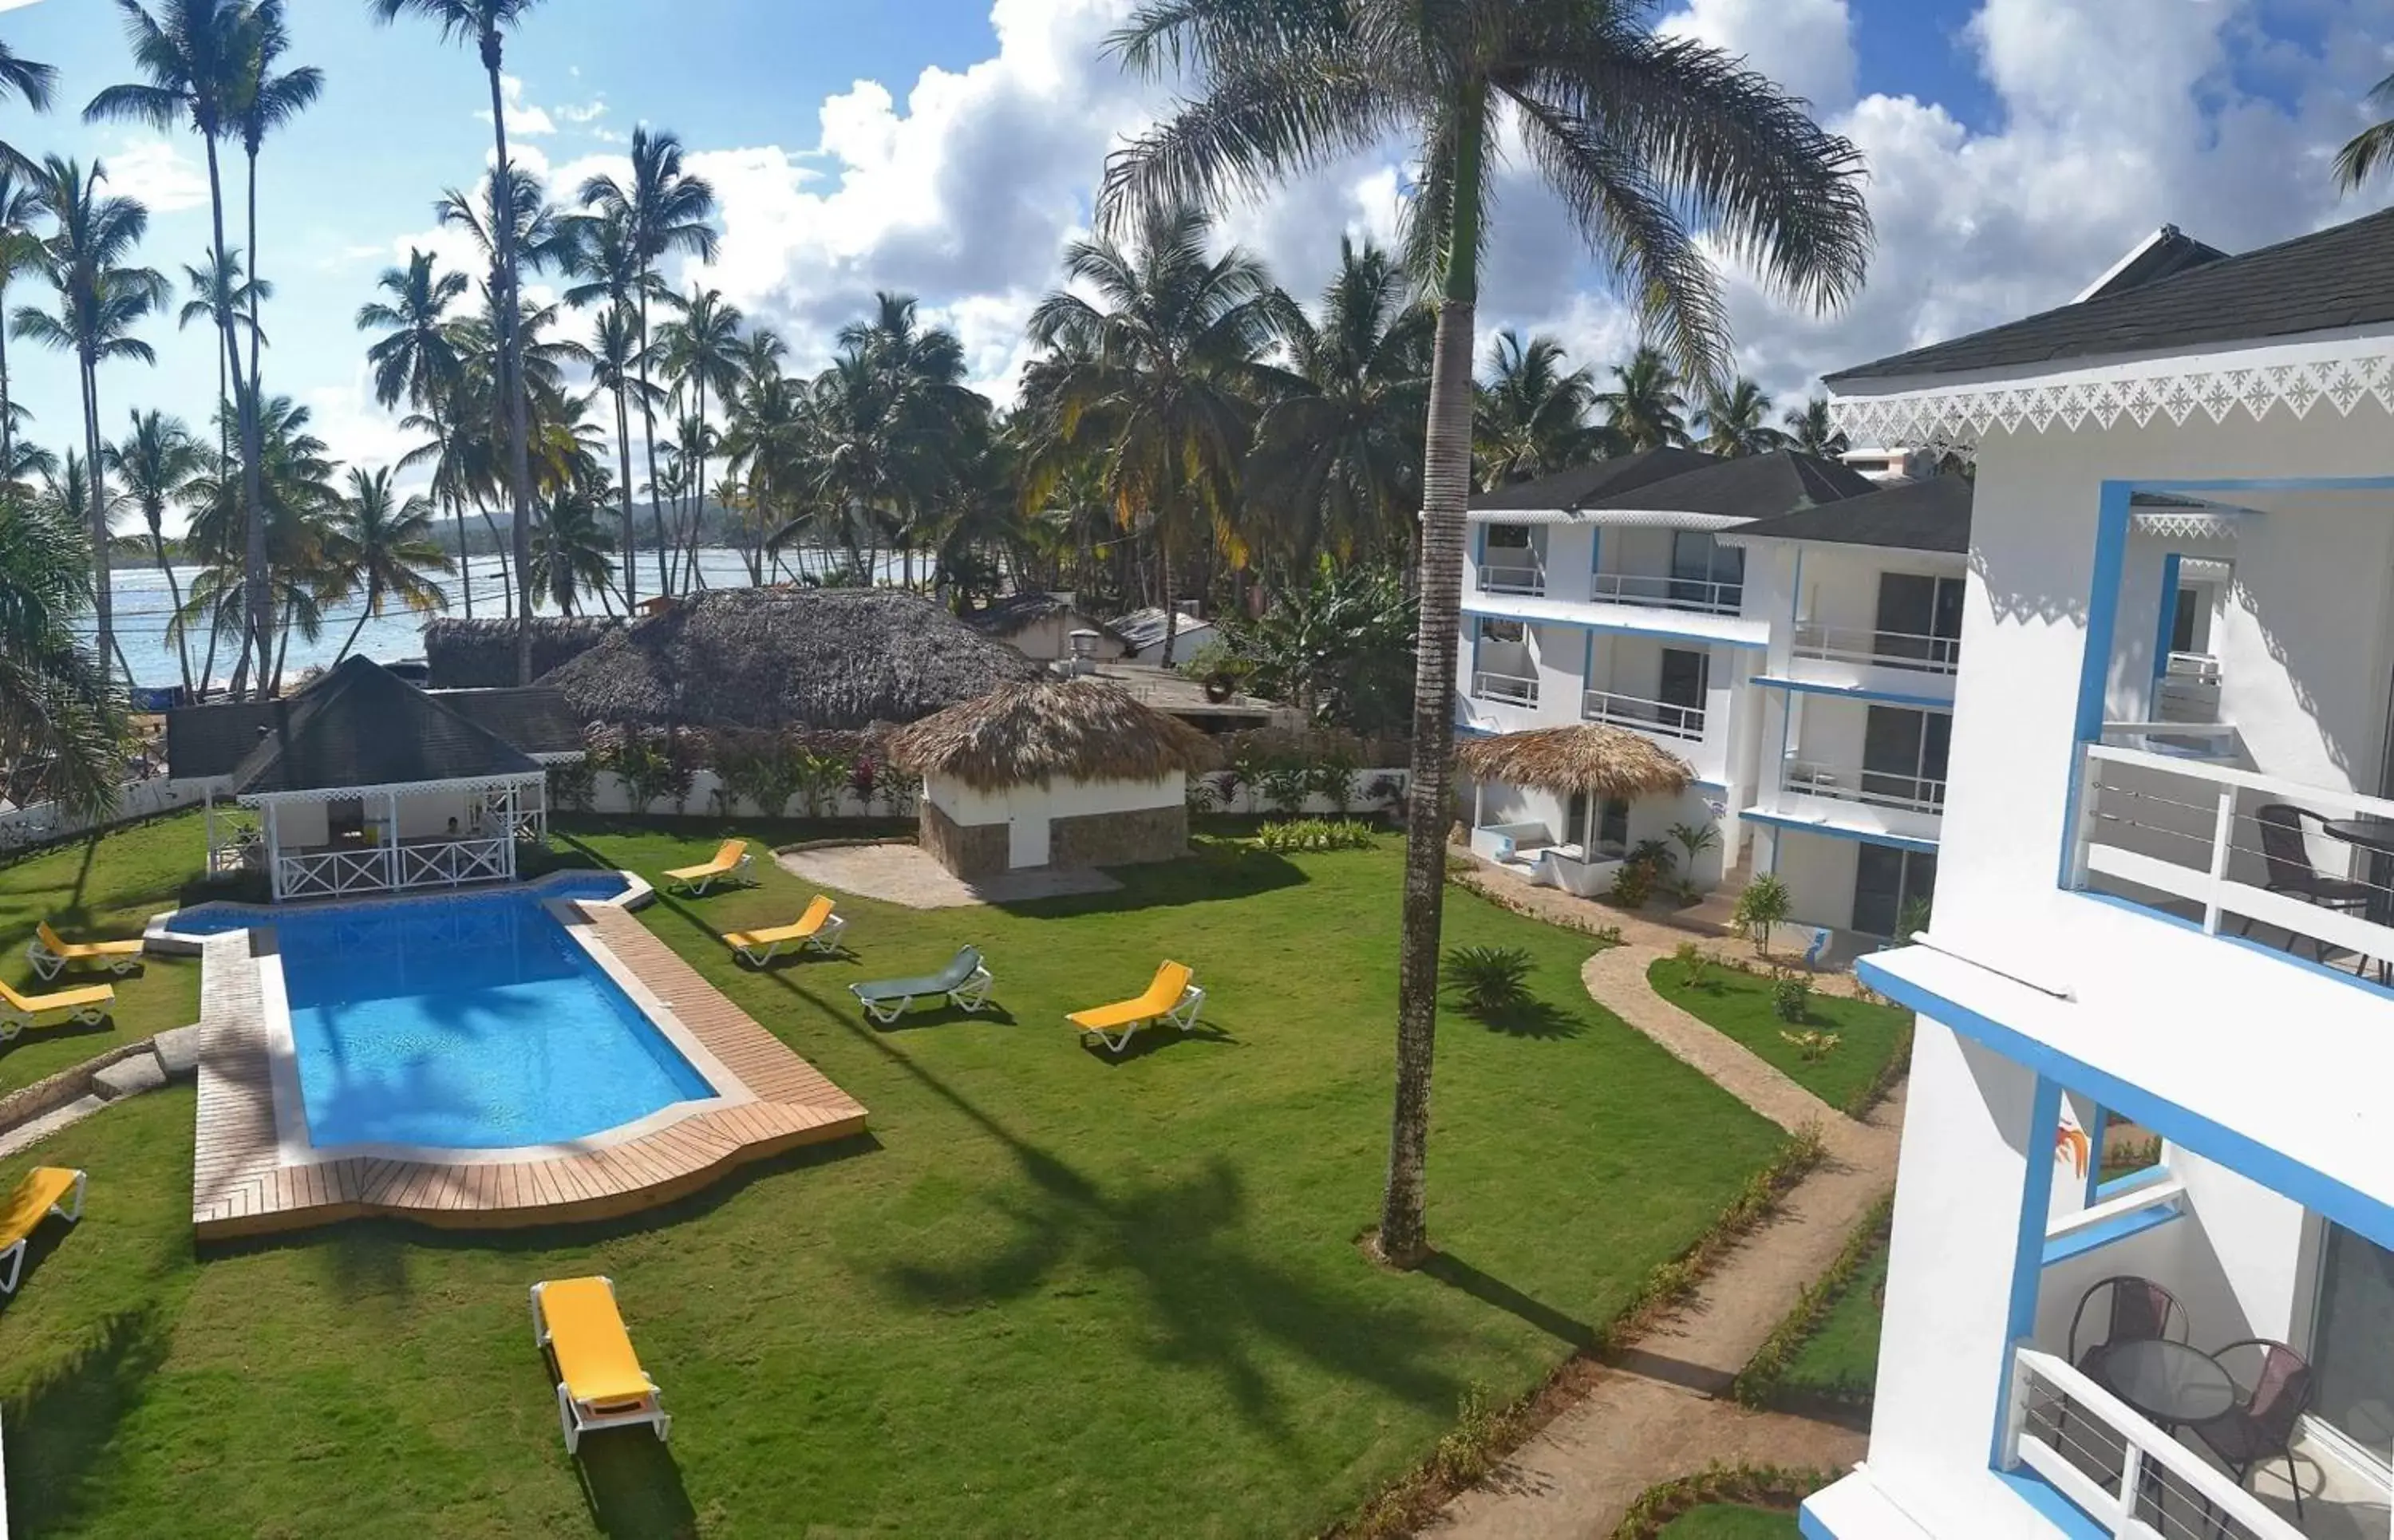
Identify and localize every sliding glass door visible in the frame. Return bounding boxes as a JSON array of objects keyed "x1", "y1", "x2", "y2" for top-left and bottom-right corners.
[{"x1": 2312, "y1": 1222, "x2": 2394, "y2": 1470}]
